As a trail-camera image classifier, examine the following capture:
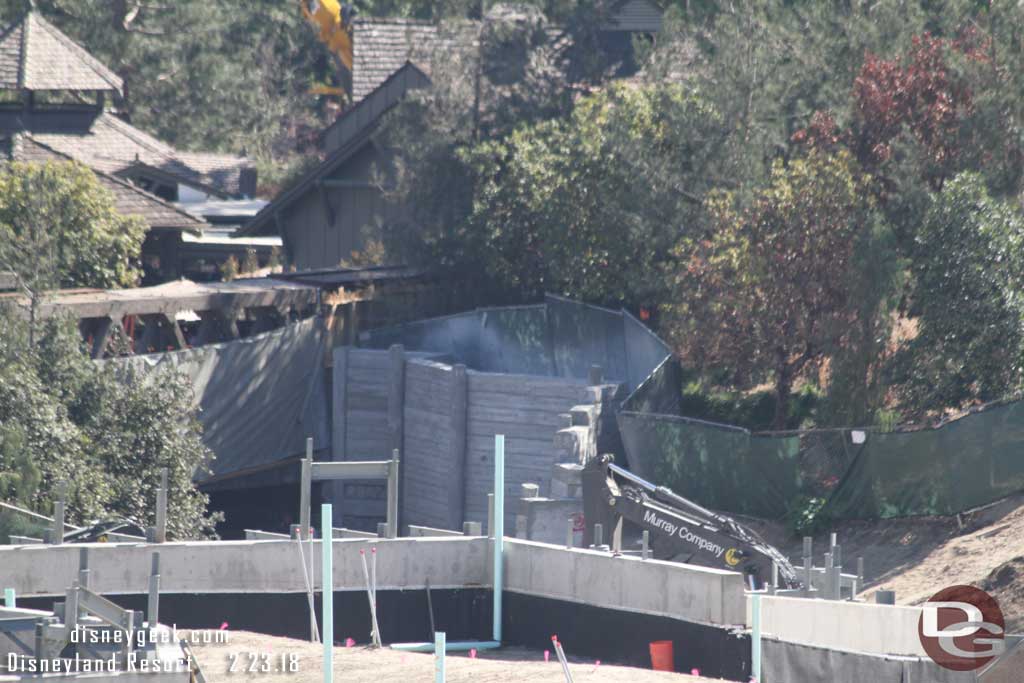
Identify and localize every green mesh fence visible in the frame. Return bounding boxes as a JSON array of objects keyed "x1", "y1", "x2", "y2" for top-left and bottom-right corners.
[
  {"x1": 618, "y1": 399, "x2": 1024, "y2": 520},
  {"x1": 619, "y1": 356, "x2": 1024, "y2": 520}
]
